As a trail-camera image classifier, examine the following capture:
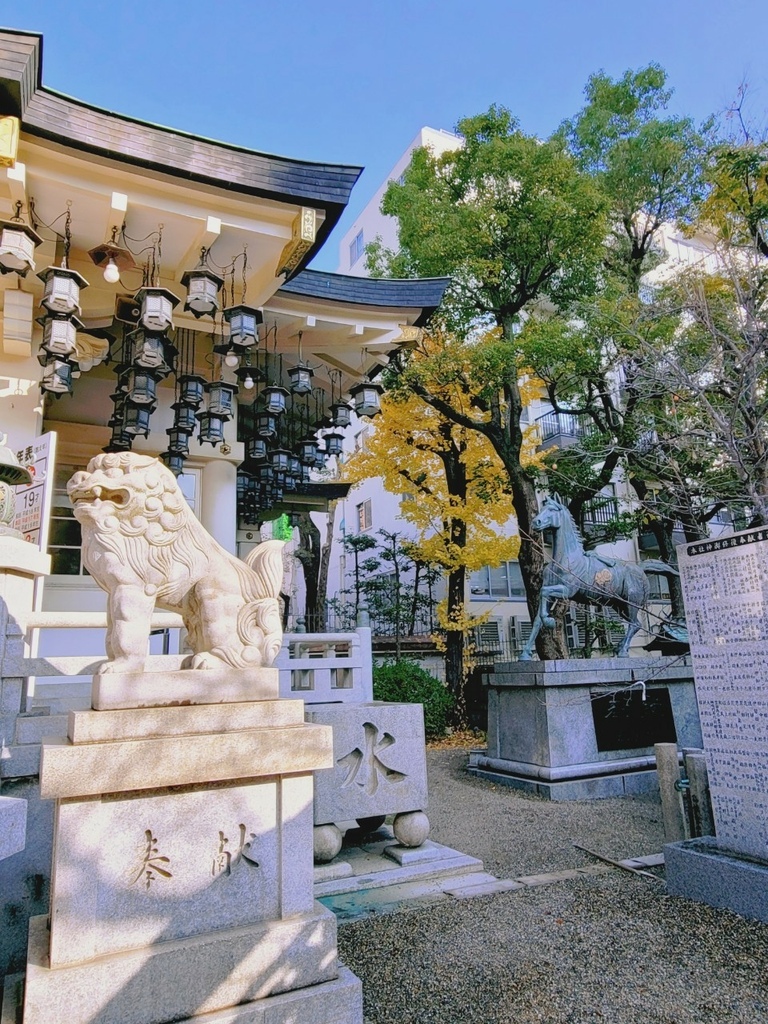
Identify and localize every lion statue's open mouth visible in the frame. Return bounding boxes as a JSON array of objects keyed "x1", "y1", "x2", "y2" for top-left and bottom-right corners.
[{"x1": 68, "y1": 452, "x2": 285, "y2": 675}]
